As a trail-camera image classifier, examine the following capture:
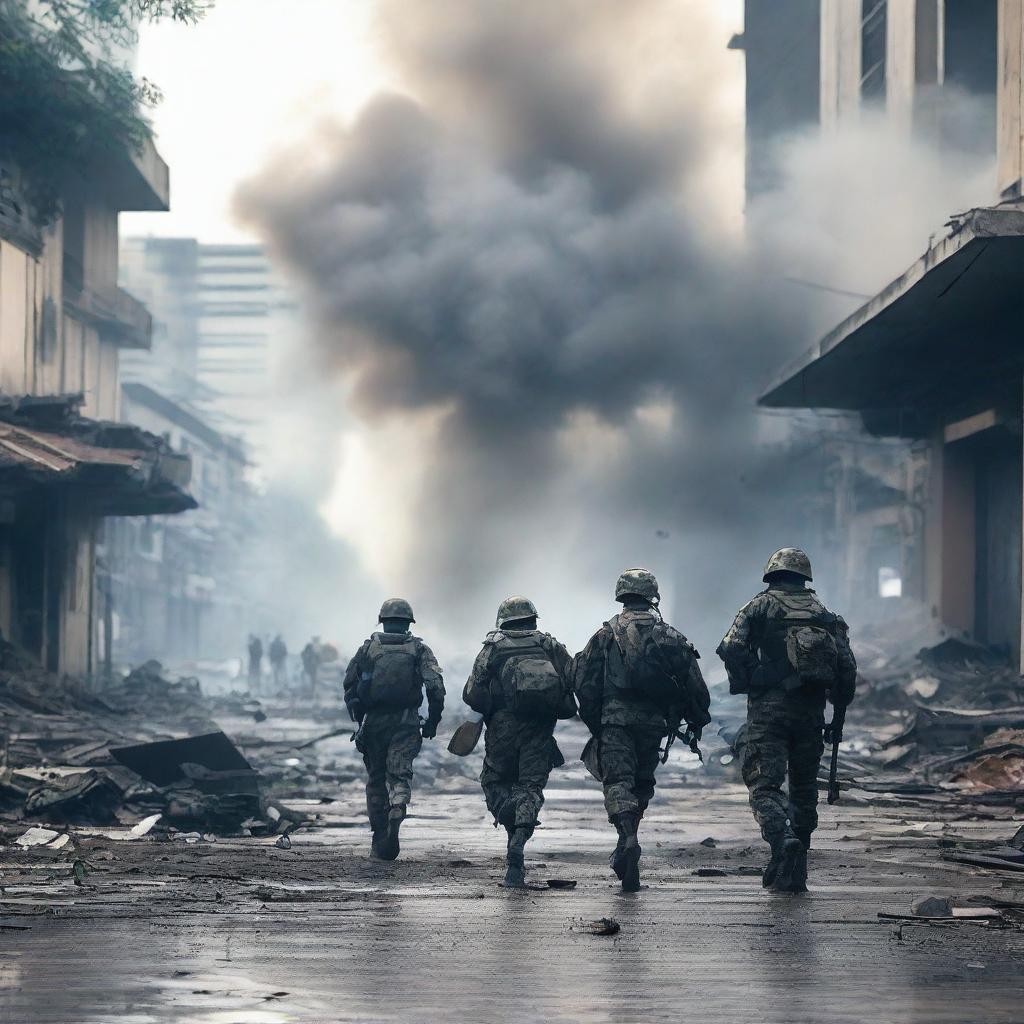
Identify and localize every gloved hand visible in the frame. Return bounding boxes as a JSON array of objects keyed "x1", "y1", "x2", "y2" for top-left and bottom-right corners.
[
  {"x1": 823, "y1": 720, "x2": 843, "y2": 744},
  {"x1": 420, "y1": 718, "x2": 438, "y2": 740},
  {"x1": 347, "y1": 698, "x2": 364, "y2": 724}
]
